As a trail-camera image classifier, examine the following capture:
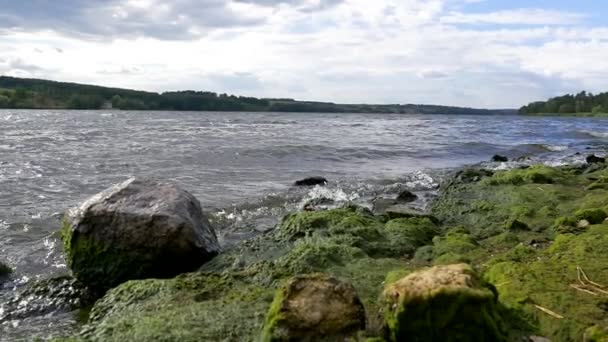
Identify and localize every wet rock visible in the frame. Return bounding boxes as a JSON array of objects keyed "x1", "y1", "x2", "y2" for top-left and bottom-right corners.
[
  {"x1": 453, "y1": 168, "x2": 494, "y2": 184},
  {"x1": 383, "y1": 263, "x2": 506, "y2": 341},
  {"x1": 62, "y1": 178, "x2": 221, "y2": 291},
  {"x1": 0, "y1": 261, "x2": 11, "y2": 280},
  {"x1": 396, "y1": 190, "x2": 418, "y2": 203},
  {"x1": 302, "y1": 197, "x2": 335, "y2": 212},
  {"x1": 294, "y1": 177, "x2": 328, "y2": 187},
  {"x1": 372, "y1": 197, "x2": 399, "y2": 215},
  {"x1": 492, "y1": 154, "x2": 509, "y2": 162},
  {"x1": 262, "y1": 274, "x2": 365, "y2": 342},
  {"x1": 586, "y1": 155, "x2": 606, "y2": 164},
  {"x1": 0, "y1": 276, "x2": 95, "y2": 321}
]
